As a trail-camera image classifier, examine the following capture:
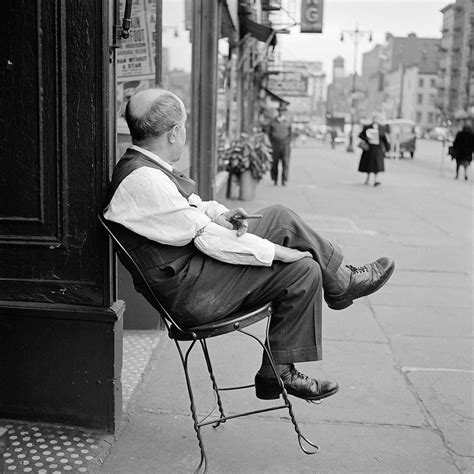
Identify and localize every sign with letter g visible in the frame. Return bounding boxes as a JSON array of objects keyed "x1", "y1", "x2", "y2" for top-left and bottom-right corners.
[{"x1": 300, "y1": 0, "x2": 324, "y2": 33}]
